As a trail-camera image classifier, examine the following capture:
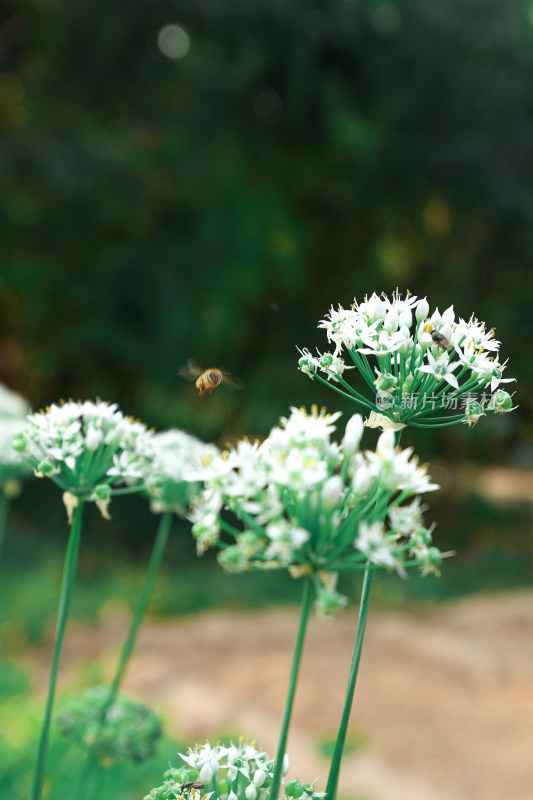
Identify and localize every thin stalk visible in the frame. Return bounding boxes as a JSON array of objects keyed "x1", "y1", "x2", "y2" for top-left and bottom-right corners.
[
  {"x1": 269, "y1": 576, "x2": 314, "y2": 800},
  {"x1": 409, "y1": 418, "x2": 466, "y2": 428},
  {"x1": 29, "y1": 500, "x2": 85, "y2": 800},
  {"x1": 76, "y1": 512, "x2": 173, "y2": 800},
  {"x1": 0, "y1": 491, "x2": 10, "y2": 558},
  {"x1": 73, "y1": 753, "x2": 98, "y2": 800},
  {"x1": 312, "y1": 371, "x2": 376, "y2": 411},
  {"x1": 325, "y1": 564, "x2": 375, "y2": 800},
  {"x1": 106, "y1": 511, "x2": 173, "y2": 700}
]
